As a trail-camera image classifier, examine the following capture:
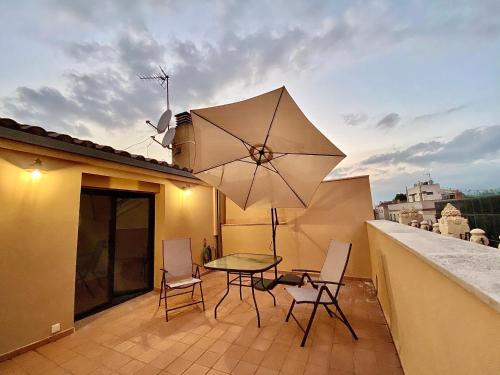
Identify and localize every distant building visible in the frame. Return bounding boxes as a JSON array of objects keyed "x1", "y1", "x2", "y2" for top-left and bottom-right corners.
[
  {"x1": 407, "y1": 179, "x2": 463, "y2": 202},
  {"x1": 374, "y1": 201, "x2": 392, "y2": 220},
  {"x1": 375, "y1": 178, "x2": 463, "y2": 223}
]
